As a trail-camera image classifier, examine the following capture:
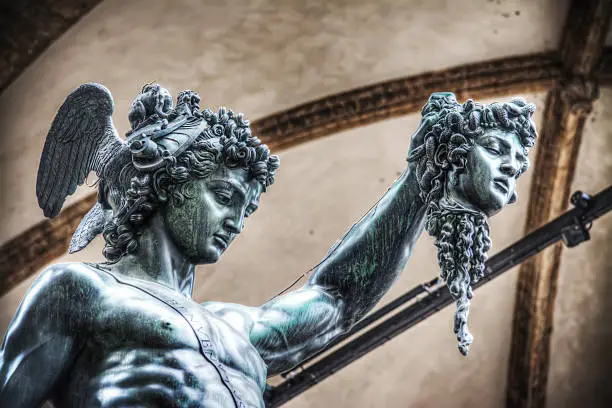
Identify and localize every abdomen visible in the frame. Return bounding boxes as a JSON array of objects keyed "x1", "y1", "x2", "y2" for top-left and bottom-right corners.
[{"x1": 57, "y1": 347, "x2": 261, "y2": 407}]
